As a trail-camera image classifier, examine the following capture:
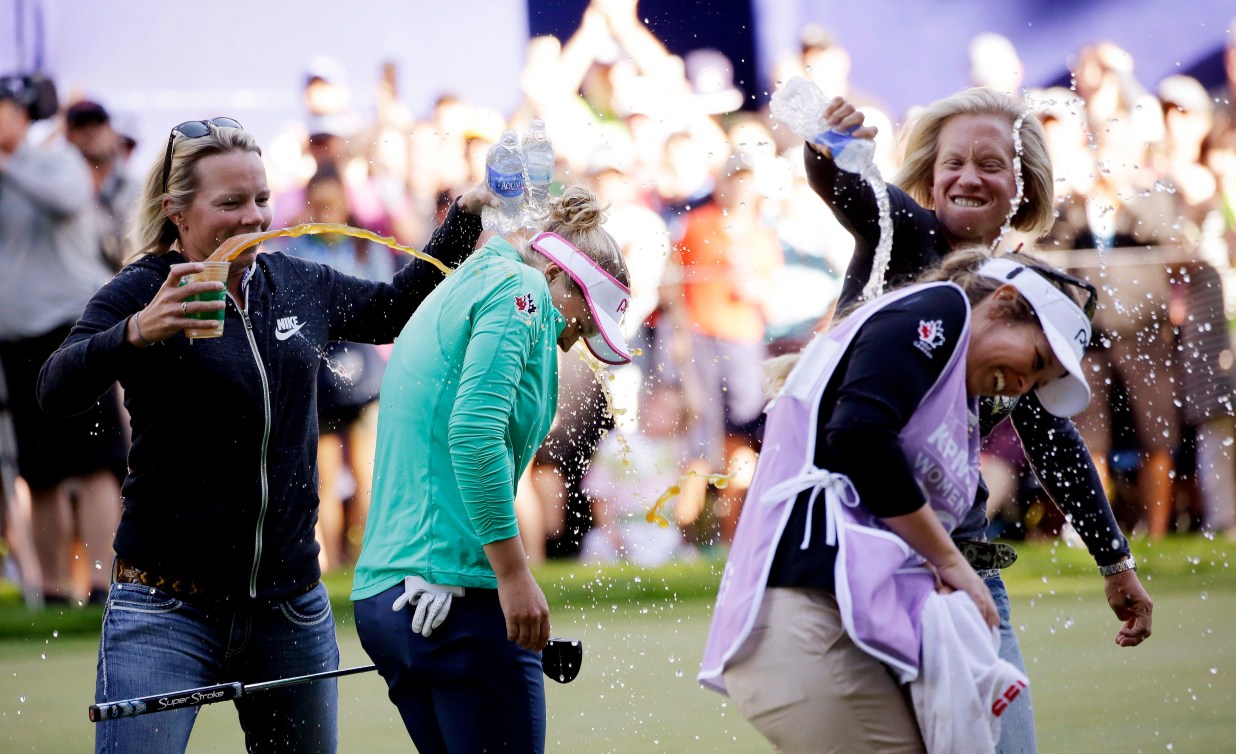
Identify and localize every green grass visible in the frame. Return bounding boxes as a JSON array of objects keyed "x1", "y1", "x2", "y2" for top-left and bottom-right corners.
[{"x1": 0, "y1": 535, "x2": 1232, "y2": 752}]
